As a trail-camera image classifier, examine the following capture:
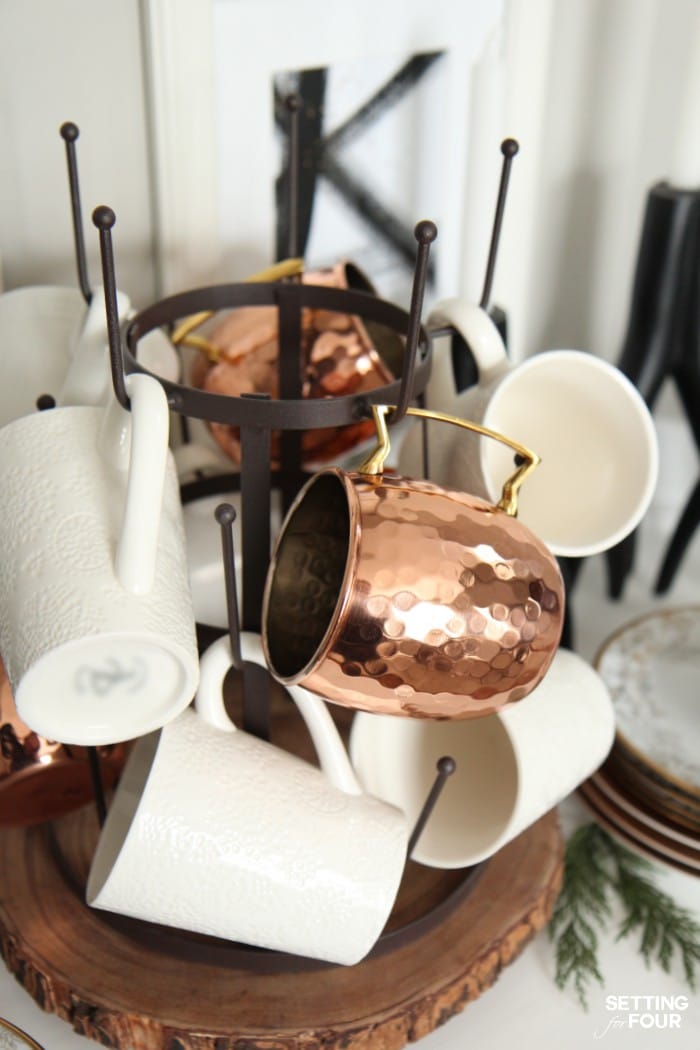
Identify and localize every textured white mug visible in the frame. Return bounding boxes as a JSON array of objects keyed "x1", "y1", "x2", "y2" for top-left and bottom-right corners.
[
  {"x1": 399, "y1": 298, "x2": 658, "y2": 557},
  {"x1": 0, "y1": 284, "x2": 180, "y2": 423},
  {"x1": 87, "y1": 632, "x2": 408, "y2": 965},
  {"x1": 0, "y1": 285, "x2": 85, "y2": 425},
  {"x1": 0, "y1": 373, "x2": 198, "y2": 745},
  {"x1": 350, "y1": 648, "x2": 615, "y2": 868}
]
